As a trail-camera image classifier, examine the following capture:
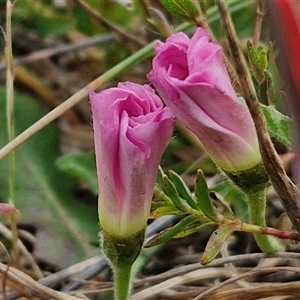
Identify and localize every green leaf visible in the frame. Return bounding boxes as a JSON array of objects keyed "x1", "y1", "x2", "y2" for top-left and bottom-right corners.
[
  {"x1": 0, "y1": 87, "x2": 98, "y2": 267},
  {"x1": 260, "y1": 103, "x2": 293, "y2": 147},
  {"x1": 56, "y1": 152, "x2": 98, "y2": 195},
  {"x1": 156, "y1": 165, "x2": 165, "y2": 189},
  {"x1": 173, "y1": 221, "x2": 214, "y2": 239},
  {"x1": 200, "y1": 224, "x2": 235, "y2": 265},
  {"x1": 168, "y1": 170, "x2": 198, "y2": 210},
  {"x1": 144, "y1": 215, "x2": 199, "y2": 247},
  {"x1": 163, "y1": 175, "x2": 189, "y2": 212},
  {"x1": 150, "y1": 205, "x2": 179, "y2": 218},
  {"x1": 160, "y1": 0, "x2": 200, "y2": 23},
  {"x1": 195, "y1": 169, "x2": 218, "y2": 221}
]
